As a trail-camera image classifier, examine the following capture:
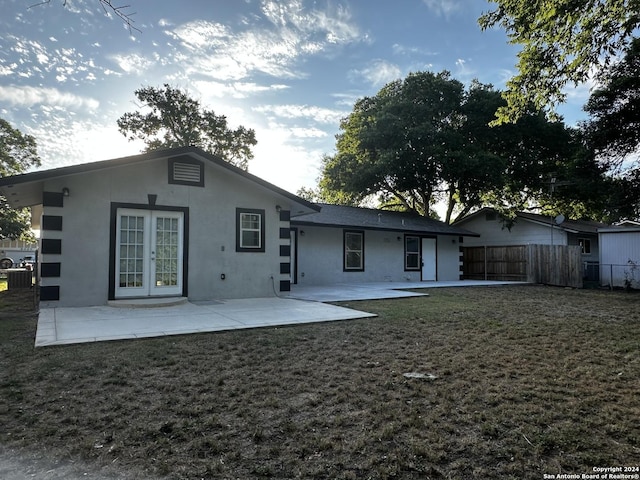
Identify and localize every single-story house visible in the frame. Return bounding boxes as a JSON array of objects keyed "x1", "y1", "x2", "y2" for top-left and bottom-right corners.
[
  {"x1": 290, "y1": 204, "x2": 479, "y2": 285},
  {"x1": 454, "y1": 207, "x2": 607, "y2": 266},
  {"x1": 0, "y1": 147, "x2": 480, "y2": 308},
  {"x1": 0, "y1": 147, "x2": 318, "y2": 307},
  {"x1": 598, "y1": 226, "x2": 640, "y2": 288}
]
